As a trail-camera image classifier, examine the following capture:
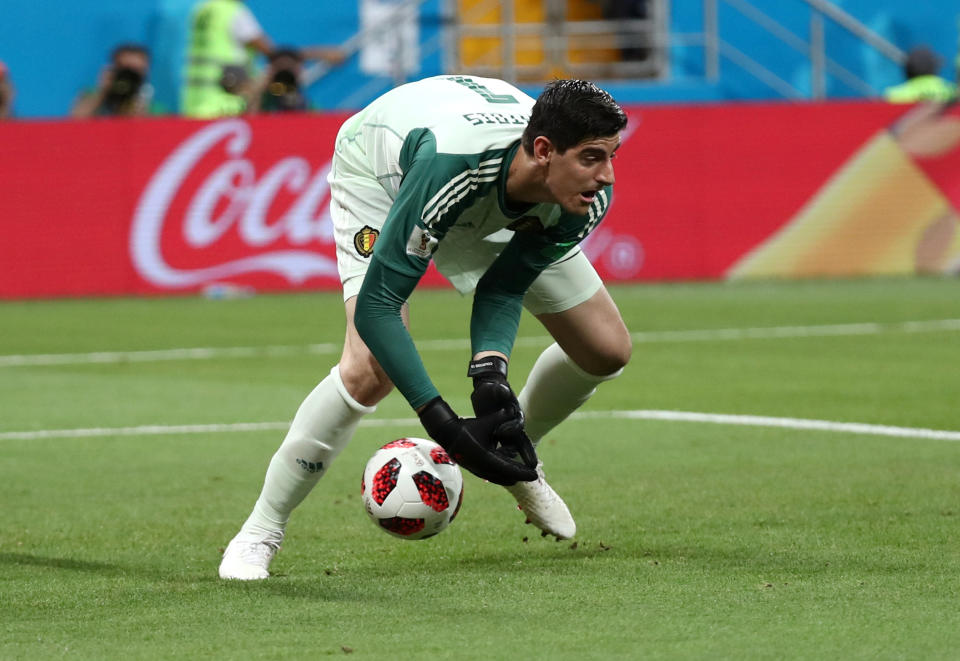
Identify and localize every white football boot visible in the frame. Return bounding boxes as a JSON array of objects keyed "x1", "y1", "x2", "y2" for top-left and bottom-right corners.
[
  {"x1": 218, "y1": 528, "x2": 284, "y2": 580},
  {"x1": 504, "y1": 463, "x2": 576, "y2": 539}
]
